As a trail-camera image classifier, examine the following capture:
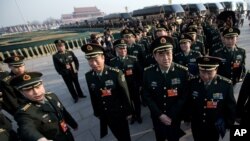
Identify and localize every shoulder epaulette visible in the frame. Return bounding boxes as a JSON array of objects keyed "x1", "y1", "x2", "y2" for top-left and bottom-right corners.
[
  {"x1": 46, "y1": 91, "x2": 53, "y2": 95},
  {"x1": 2, "y1": 76, "x2": 11, "y2": 82},
  {"x1": 21, "y1": 103, "x2": 32, "y2": 111},
  {"x1": 214, "y1": 48, "x2": 223, "y2": 53},
  {"x1": 175, "y1": 52, "x2": 182, "y2": 56},
  {"x1": 144, "y1": 65, "x2": 155, "y2": 71},
  {"x1": 109, "y1": 67, "x2": 120, "y2": 72},
  {"x1": 192, "y1": 50, "x2": 201, "y2": 54},
  {"x1": 110, "y1": 57, "x2": 116, "y2": 61},
  {"x1": 128, "y1": 55, "x2": 137, "y2": 59},
  {"x1": 218, "y1": 75, "x2": 232, "y2": 84},
  {"x1": 189, "y1": 75, "x2": 199, "y2": 80},
  {"x1": 175, "y1": 63, "x2": 188, "y2": 71}
]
